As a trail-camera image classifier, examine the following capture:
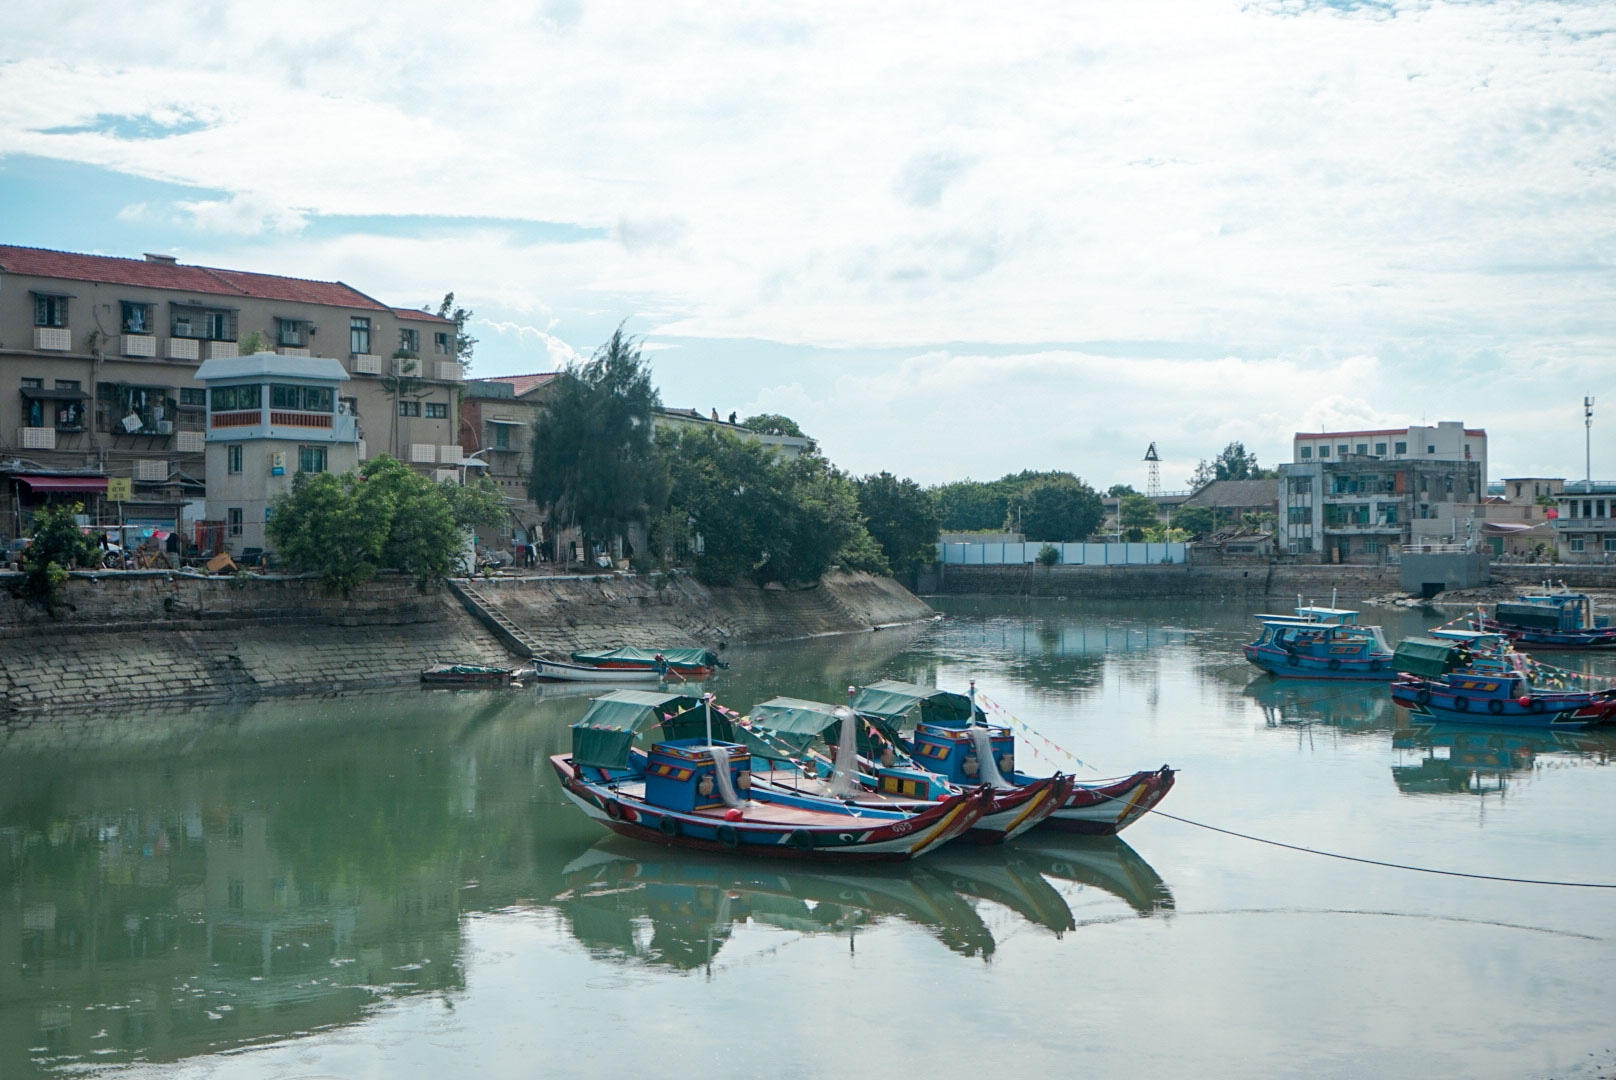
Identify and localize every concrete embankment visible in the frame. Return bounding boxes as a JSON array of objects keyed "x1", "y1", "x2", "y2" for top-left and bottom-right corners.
[
  {"x1": 0, "y1": 570, "x2": 931, "y2": 715},
  {"x1": 930, "y1": 561, "x2": 1616, "y2": 600}
]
